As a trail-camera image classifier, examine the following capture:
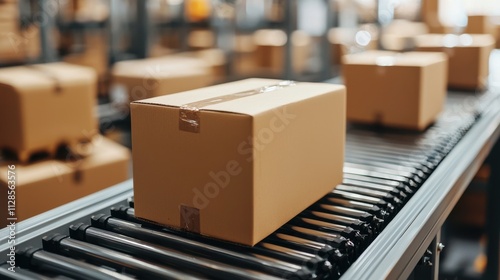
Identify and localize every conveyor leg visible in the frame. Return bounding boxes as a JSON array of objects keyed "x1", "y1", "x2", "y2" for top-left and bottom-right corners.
[{"x1": 485, "y1": 140, "x2": 500, "y2": 280}]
